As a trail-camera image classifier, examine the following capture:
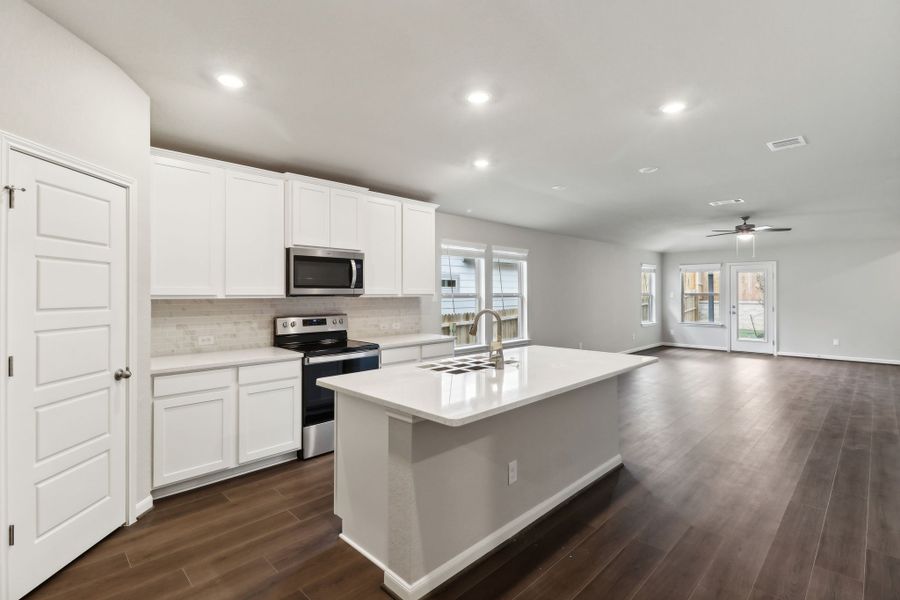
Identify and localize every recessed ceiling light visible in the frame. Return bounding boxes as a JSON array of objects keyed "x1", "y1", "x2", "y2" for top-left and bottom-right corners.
[
  {"x1": 659, "y1": 101, "x2": 686, "y2": 114},
  {"x1": 466, "y1": 90, "x2": 492, "y2": 105},
  {"x1": 466, "y1": 208, "x2": 473, "y2": 213},
  {"x1": 473, "y1": 158, "x2": 490, "y2": 169},
  {"x1": 551, "y1": 185, "x2": 567, "y2": 191},
  {"x1": 637, "y1": 166, "x2": 659, "y2": 174},
  {"x1": 708, "y1": 198, "x2": 745, "y2": 207},
  {"x1": 216, "y1": 73, "x2": 245, "y2": 89}
]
